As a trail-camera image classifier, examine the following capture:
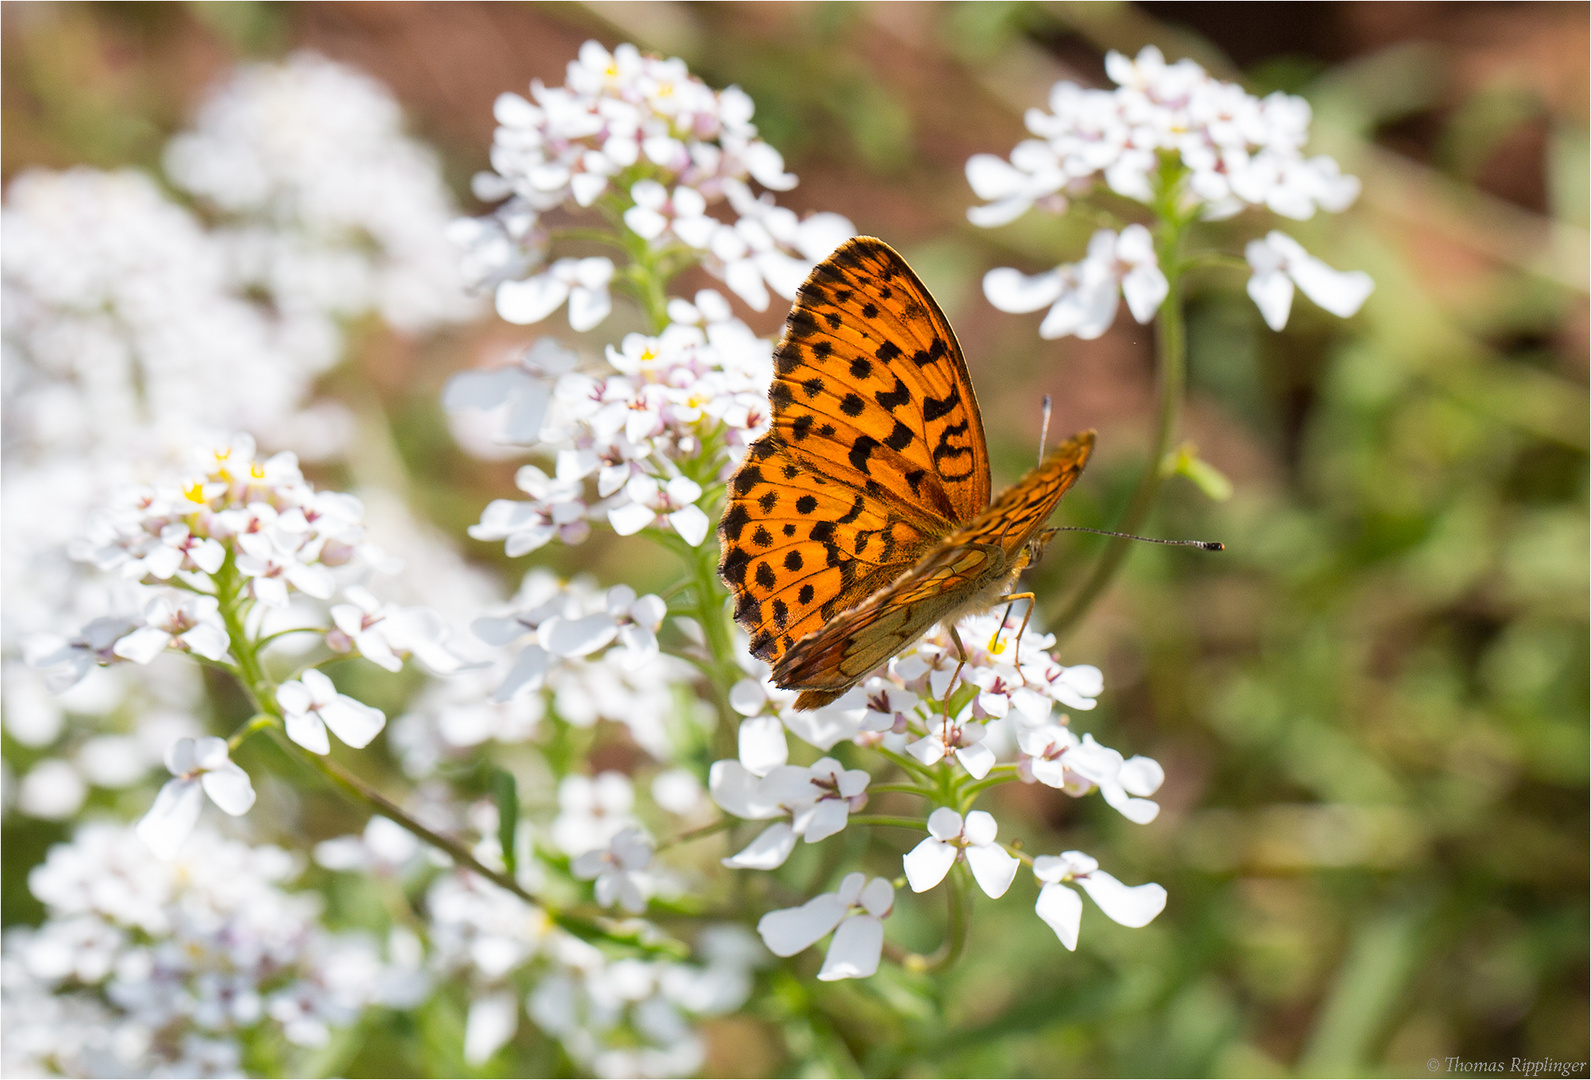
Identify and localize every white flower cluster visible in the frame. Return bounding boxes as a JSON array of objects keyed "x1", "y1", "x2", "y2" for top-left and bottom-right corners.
[
  {"x1": 1, "y1": 824, "x2": 424, "y2": 1078},
  {"x1": 973, "y1": 45, "x2": 1373, "y2": 336},
  {"x1": 710, "y1": 610, "x2": 1168, "y2": 970},
  {"x1": 165, "y1": 50, "x2": 477, "y2": 341},
  {"x1": 422, "y1": 855, "x2": 759, "y2": 1075},
  {"x1": 446, "y1": 296, "x2": 772, "y2": 552},
  {"x1": 452, "y1": 39, "x2": 852, "y2": 326},
  {"x1": 967, "y1": 44, "x2": 1359, "y2": 226}
]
